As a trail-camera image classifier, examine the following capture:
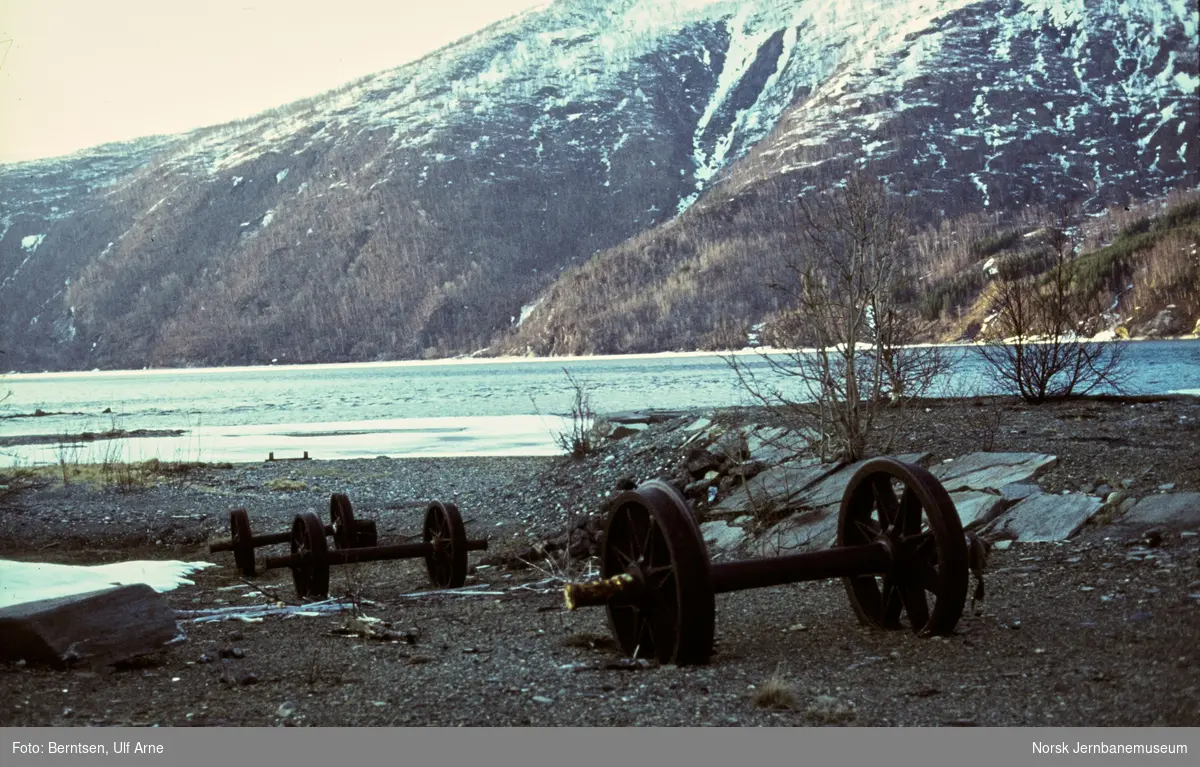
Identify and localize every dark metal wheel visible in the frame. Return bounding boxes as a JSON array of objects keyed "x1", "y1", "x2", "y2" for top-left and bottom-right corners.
[
  {"x1": 836, "y1": 458, "x2": 968, "y2": 636},
  {"x1": 329, "y1": 493, "x2": 358, "y2": 550},
  {"x1": 230, "y1": 508, "x2": 256, "y2": 577},
  {"x1": 424, "y1": 502, "x2": 468, "y2": 588},
  {"x1": 291, "y1": 510, "x2": 330, "y2": 600},
  {"x1": 600, "y1": 482, "x2": 715, "y2": 665}
]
